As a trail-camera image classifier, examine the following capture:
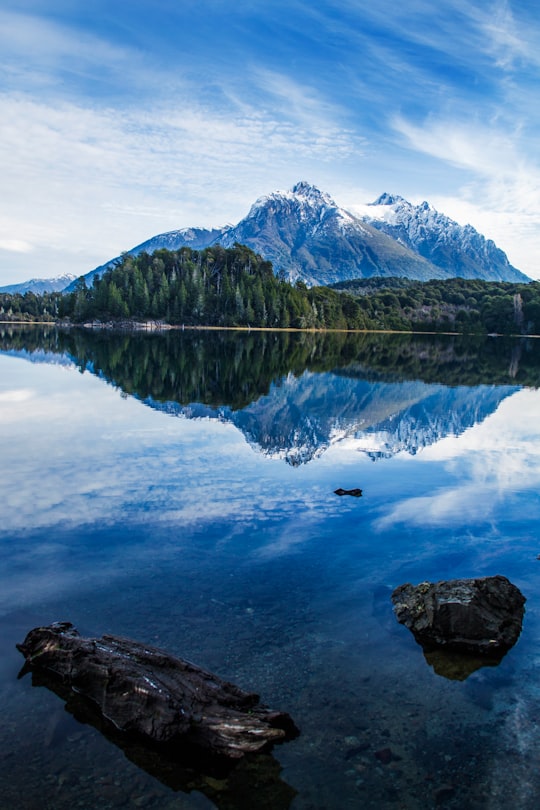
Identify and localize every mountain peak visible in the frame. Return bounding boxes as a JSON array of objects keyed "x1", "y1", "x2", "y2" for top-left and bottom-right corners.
[
  {"x1": 370, "y1": 193, "x2": 407, "y2": 206},
  {"x1": 362, "y1": 196, "x2": 528, "y2": 282},
  {"x1": 273, "y1": 181, "x2": 335, "y2": 205},
  {"x1": 290, "y1": 181, "x2": 336, "y2": 208},
  {"x1": 291, "y1": 180, "x2": 329, "y2": 199}
]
